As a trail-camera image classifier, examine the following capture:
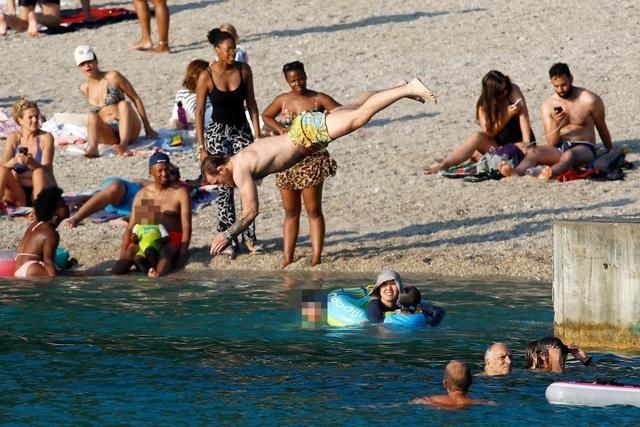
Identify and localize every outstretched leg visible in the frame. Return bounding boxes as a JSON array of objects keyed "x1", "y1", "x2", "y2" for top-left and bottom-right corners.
[
  {"x1": 425, "y1": 131, "x2": 495, "y2": 175},
  {"x1": 65, "y1": 179, "x2": 127, "y2": 227},
  {"x1": 325, "y1": 78, "x2": 435, "y2": 140}
]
